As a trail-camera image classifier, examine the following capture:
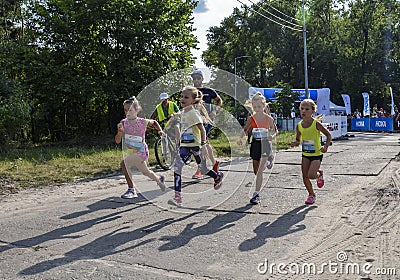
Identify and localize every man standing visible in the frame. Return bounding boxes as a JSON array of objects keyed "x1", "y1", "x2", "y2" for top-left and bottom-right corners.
[
  {"x1": 151, "y1": 92, "x2": 180, "y2": 128},
  {"x1": 191, "y1": 69, "x2": 223, "y2": 179}
]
